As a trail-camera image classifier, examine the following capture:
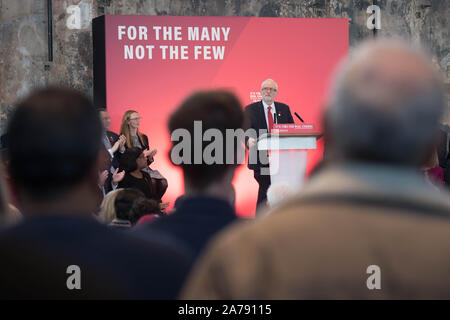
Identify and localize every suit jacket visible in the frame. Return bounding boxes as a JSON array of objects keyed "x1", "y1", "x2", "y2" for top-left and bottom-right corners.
[
  {"x1": 244, "y1": 101, "x2": 294, "y2": 171},
  {"x1": 182, "y1": 163, "x2": 450, "y2": 299},
  {"x1": 0, "y1": 215, "x2": 191, "y2": 299},
  {"x1": 101, "y1": 131, "x2": 121, "y2": 194},
  {"x1": 125, "y1": 133, "x2": 149, "y2": 150},
  {"x1": 134, "y1": 196, "x2": 239, "y2": 261}
]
